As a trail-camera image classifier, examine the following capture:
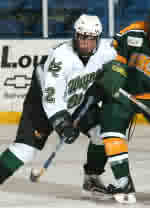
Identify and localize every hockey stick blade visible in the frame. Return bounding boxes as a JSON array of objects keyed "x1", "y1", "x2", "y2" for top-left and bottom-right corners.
[
  {"x1": 30, "y1": 167, "x2": 45, "y2": 182},
  {"x1": 30, "y1": 138, "x2": 64, "y2": 182}
]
